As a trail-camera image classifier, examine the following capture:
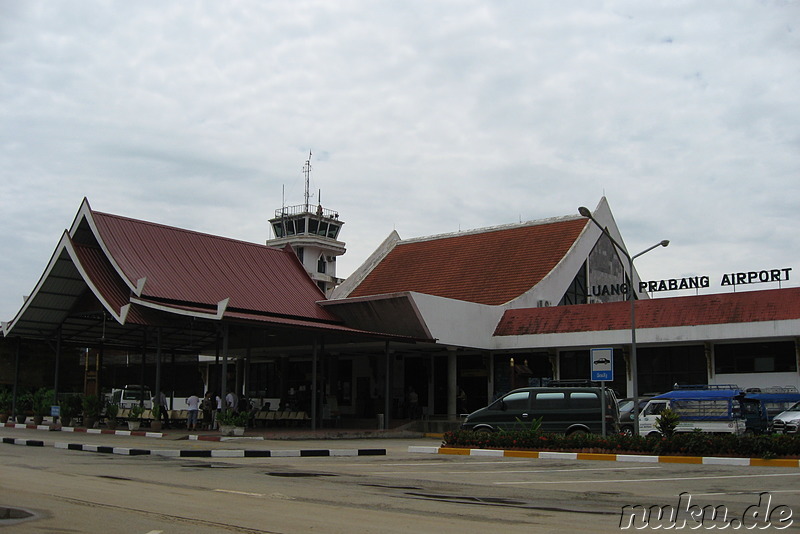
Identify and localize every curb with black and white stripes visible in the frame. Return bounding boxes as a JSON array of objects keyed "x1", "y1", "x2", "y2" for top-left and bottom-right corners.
[
  {"x1": 53, "y1": 443, "x2": 386, "y2": 457},
  {"x1": 2, "y1": 422, "x2": 164, "y2": 438},
  {"x1": 1, "y1": 437, "x2": 385, "y2": 458}
]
